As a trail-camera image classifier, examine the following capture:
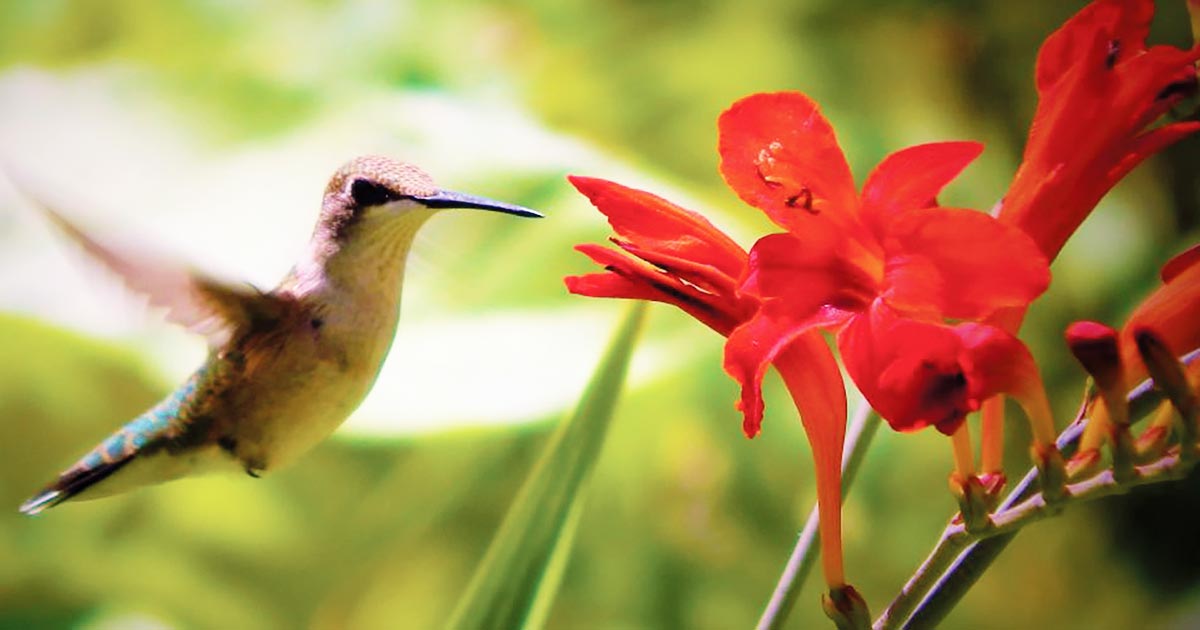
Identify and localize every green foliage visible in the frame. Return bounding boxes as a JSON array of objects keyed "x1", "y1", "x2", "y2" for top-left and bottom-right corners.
[{"x1": 447, "y1": 303, "x2": 645, "y2": 630}]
